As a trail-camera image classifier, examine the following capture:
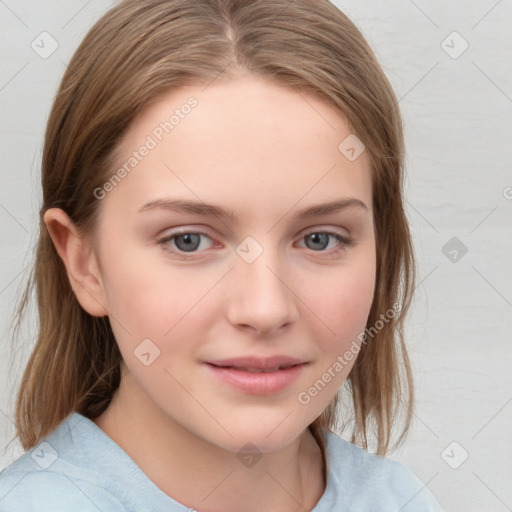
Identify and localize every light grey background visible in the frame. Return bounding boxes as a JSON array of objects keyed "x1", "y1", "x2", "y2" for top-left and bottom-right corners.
[{"x1": 1, "y1": 1, "x2": 511, "y2": 511}]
